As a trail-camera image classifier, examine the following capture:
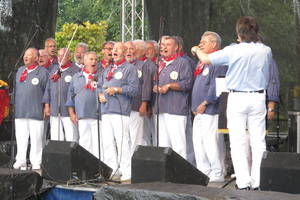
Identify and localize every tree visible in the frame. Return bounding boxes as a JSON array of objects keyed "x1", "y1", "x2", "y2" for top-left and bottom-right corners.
[
  {"x1": 57, "y1": 0, "x2": 121, "y2": 41},
  {"x1": 55, "y1": 21, "x2": 108, "y2": 57}
]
